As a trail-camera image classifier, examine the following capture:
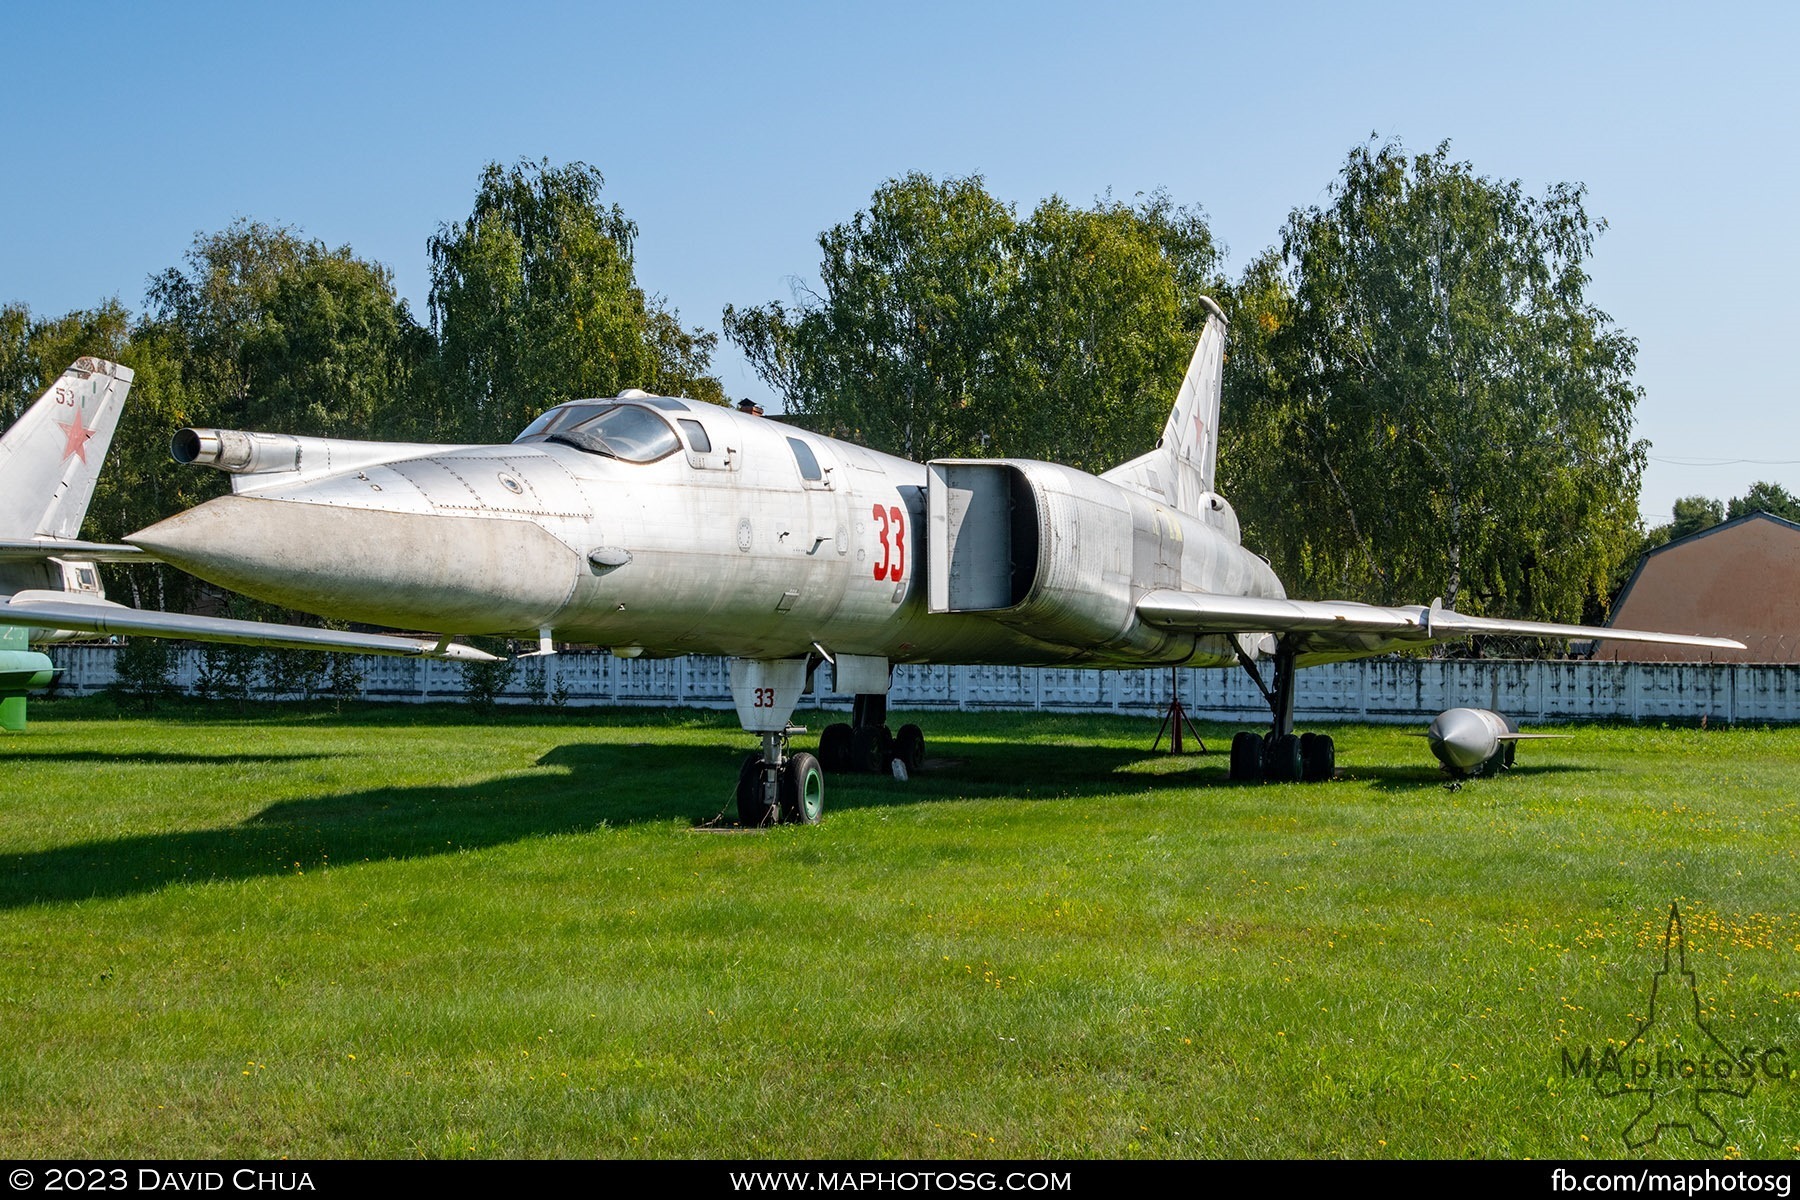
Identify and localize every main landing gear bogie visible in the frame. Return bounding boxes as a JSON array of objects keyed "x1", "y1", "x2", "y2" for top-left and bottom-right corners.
[
  {"x1": 819, "y1": 720, "x2": 925, "y2": 775},
  {"x1": 1227, "y1": 730, "x2": 1335, "y2": 784},
  {"x1": 1227, "y1": 637, "x2": 1337, "y2": 785},
  {"x1": 820, "y1": 719, "x2": 921, "y2": 773},
  {"x1": 819, "y1": 692, "x2": 924, "y2": 778}
]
